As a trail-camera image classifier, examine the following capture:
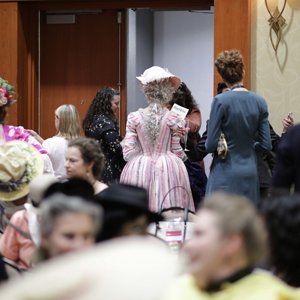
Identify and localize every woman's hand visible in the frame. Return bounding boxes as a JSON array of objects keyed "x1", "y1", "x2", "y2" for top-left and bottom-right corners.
[
  {"x1": 282, "y1": 113, "x2": 294, "y2": 133},
  {"x1": 27, "y1": 129, "x2": 44, "y2": 144},
  {"x1": 177, "y1": 126, "x2": 188, "y2": 139}
]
